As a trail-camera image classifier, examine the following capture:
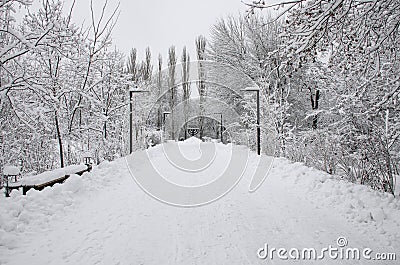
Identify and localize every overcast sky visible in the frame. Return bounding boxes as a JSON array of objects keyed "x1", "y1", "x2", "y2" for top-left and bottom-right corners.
[{"x1": 61, "y1": 0, "x2": 249, "y2": 62}]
